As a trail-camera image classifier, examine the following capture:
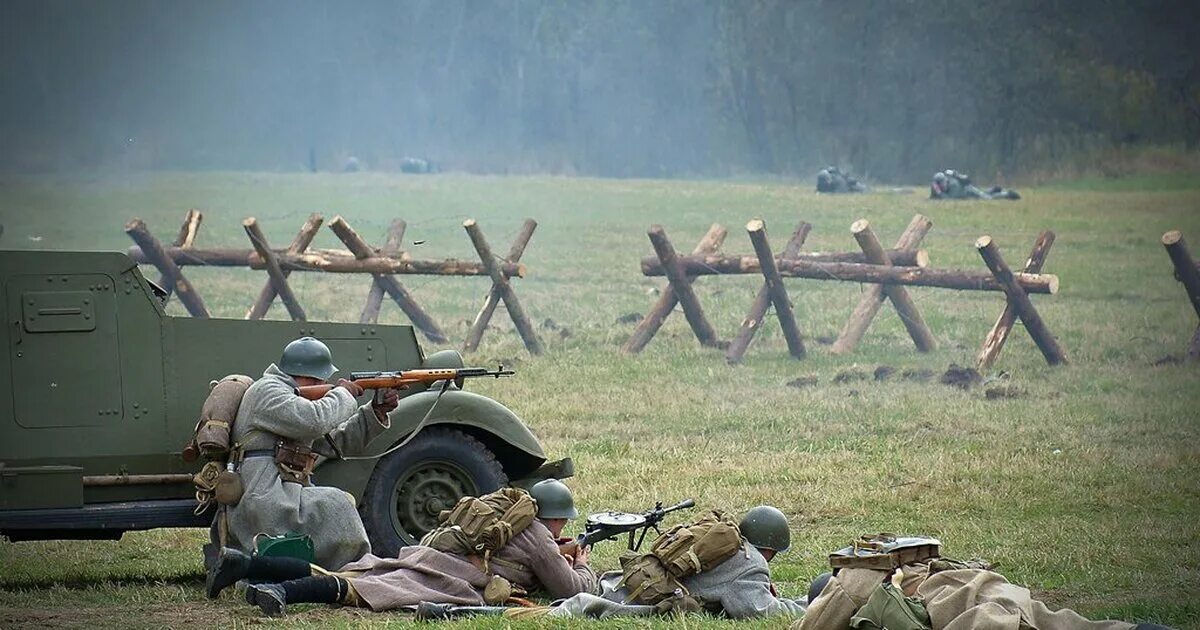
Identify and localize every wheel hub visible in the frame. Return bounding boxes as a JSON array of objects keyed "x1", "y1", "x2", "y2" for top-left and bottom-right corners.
[{"x1": 392, "y1": 463, "x2": 474, "y2": 542}]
